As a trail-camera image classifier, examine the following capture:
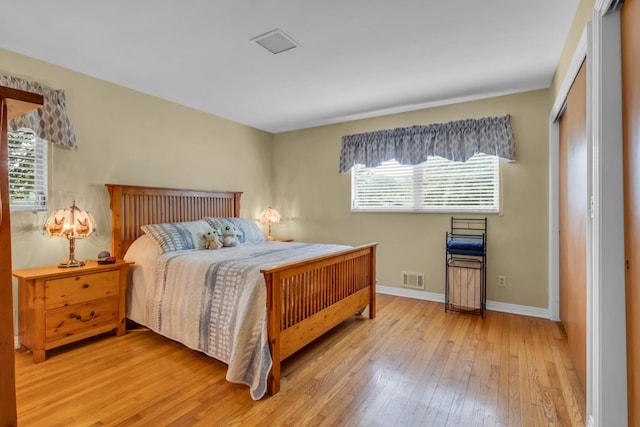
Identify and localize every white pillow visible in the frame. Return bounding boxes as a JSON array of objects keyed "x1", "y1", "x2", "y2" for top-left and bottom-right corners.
[{"x1": 124, "y1": 234, "x2": 161, "y2": 262}]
